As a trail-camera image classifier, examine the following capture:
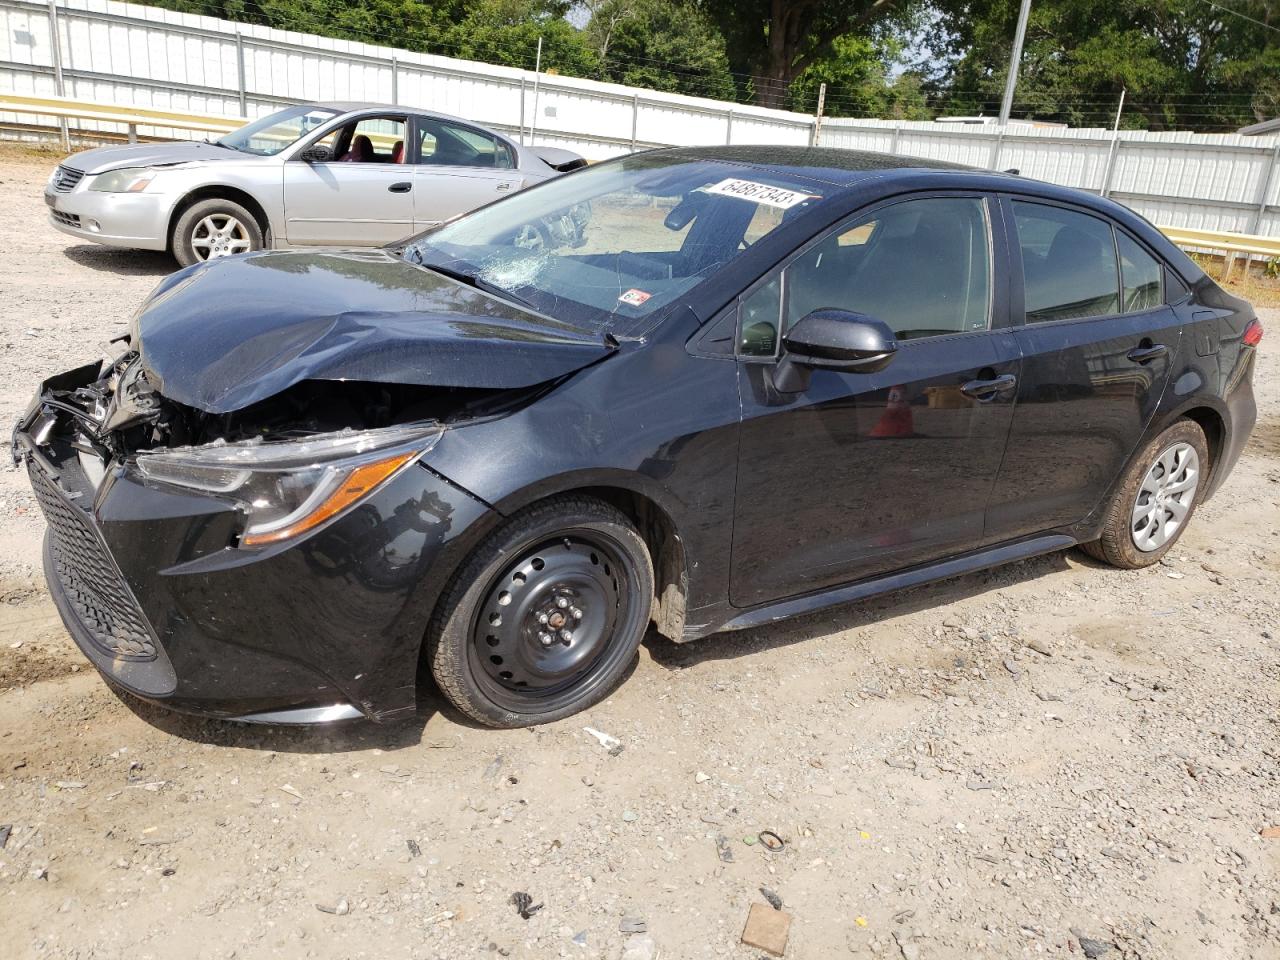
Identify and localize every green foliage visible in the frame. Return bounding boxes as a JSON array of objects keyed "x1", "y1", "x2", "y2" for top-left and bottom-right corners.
[
  {"x1": 701, "y1": 0, "x2": 922, "y2": 108},
  {"x1": 788, "y1": 34, "x2": 929, "y2": 120},
  {"x1": 586, "y1": 0, "x2": 735, "y2": 100},
  {"x1": 450, "y1": 0, "x2": 598, "y2": 74},
  {"x1": 927, "y1": 0, "x2": 1280, "y2": 131}
]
